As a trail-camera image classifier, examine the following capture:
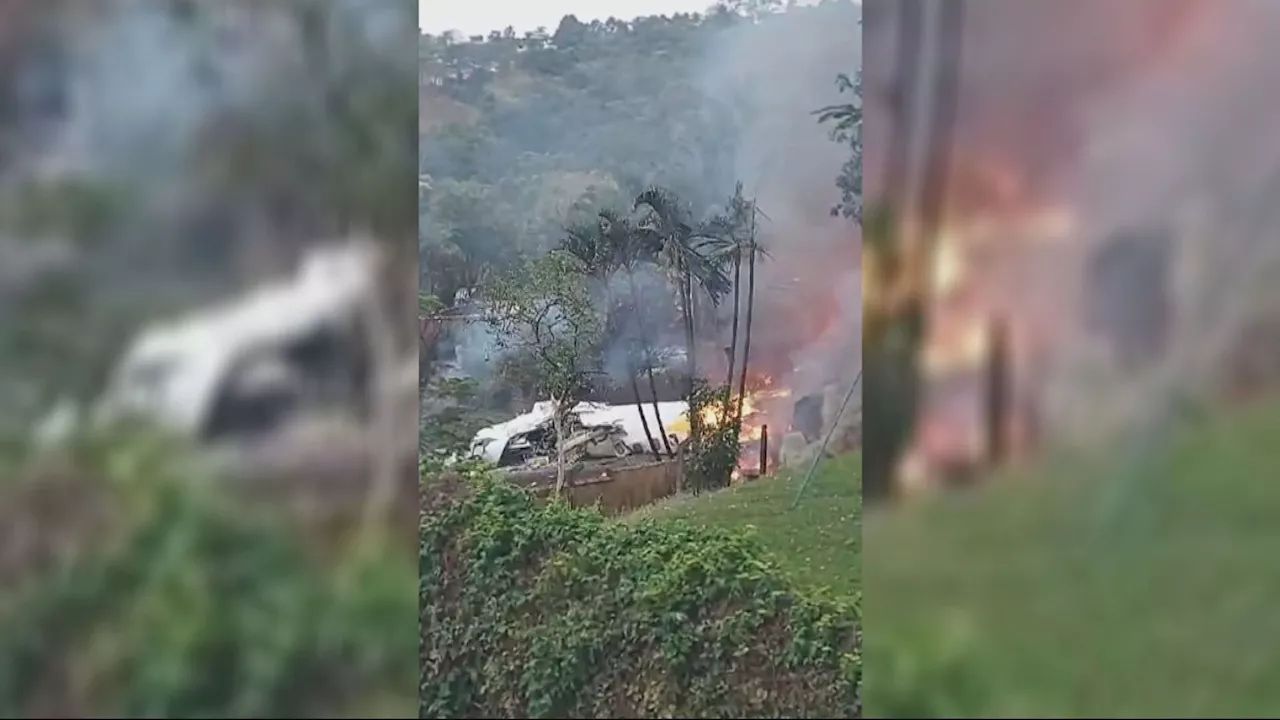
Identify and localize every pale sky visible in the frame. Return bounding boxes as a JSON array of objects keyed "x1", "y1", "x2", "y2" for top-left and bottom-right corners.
[{"x1": 420, "y1": 0, "x2": 719, "y2": 36}]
